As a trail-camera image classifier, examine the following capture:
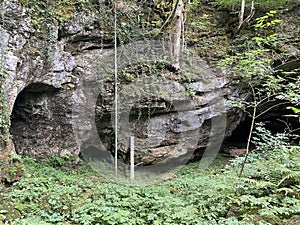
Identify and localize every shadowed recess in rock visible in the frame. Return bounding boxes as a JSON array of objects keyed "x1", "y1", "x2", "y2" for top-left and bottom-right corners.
[{"x1": 10, "y1": 83, "x2": 76, "y2": 158}]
